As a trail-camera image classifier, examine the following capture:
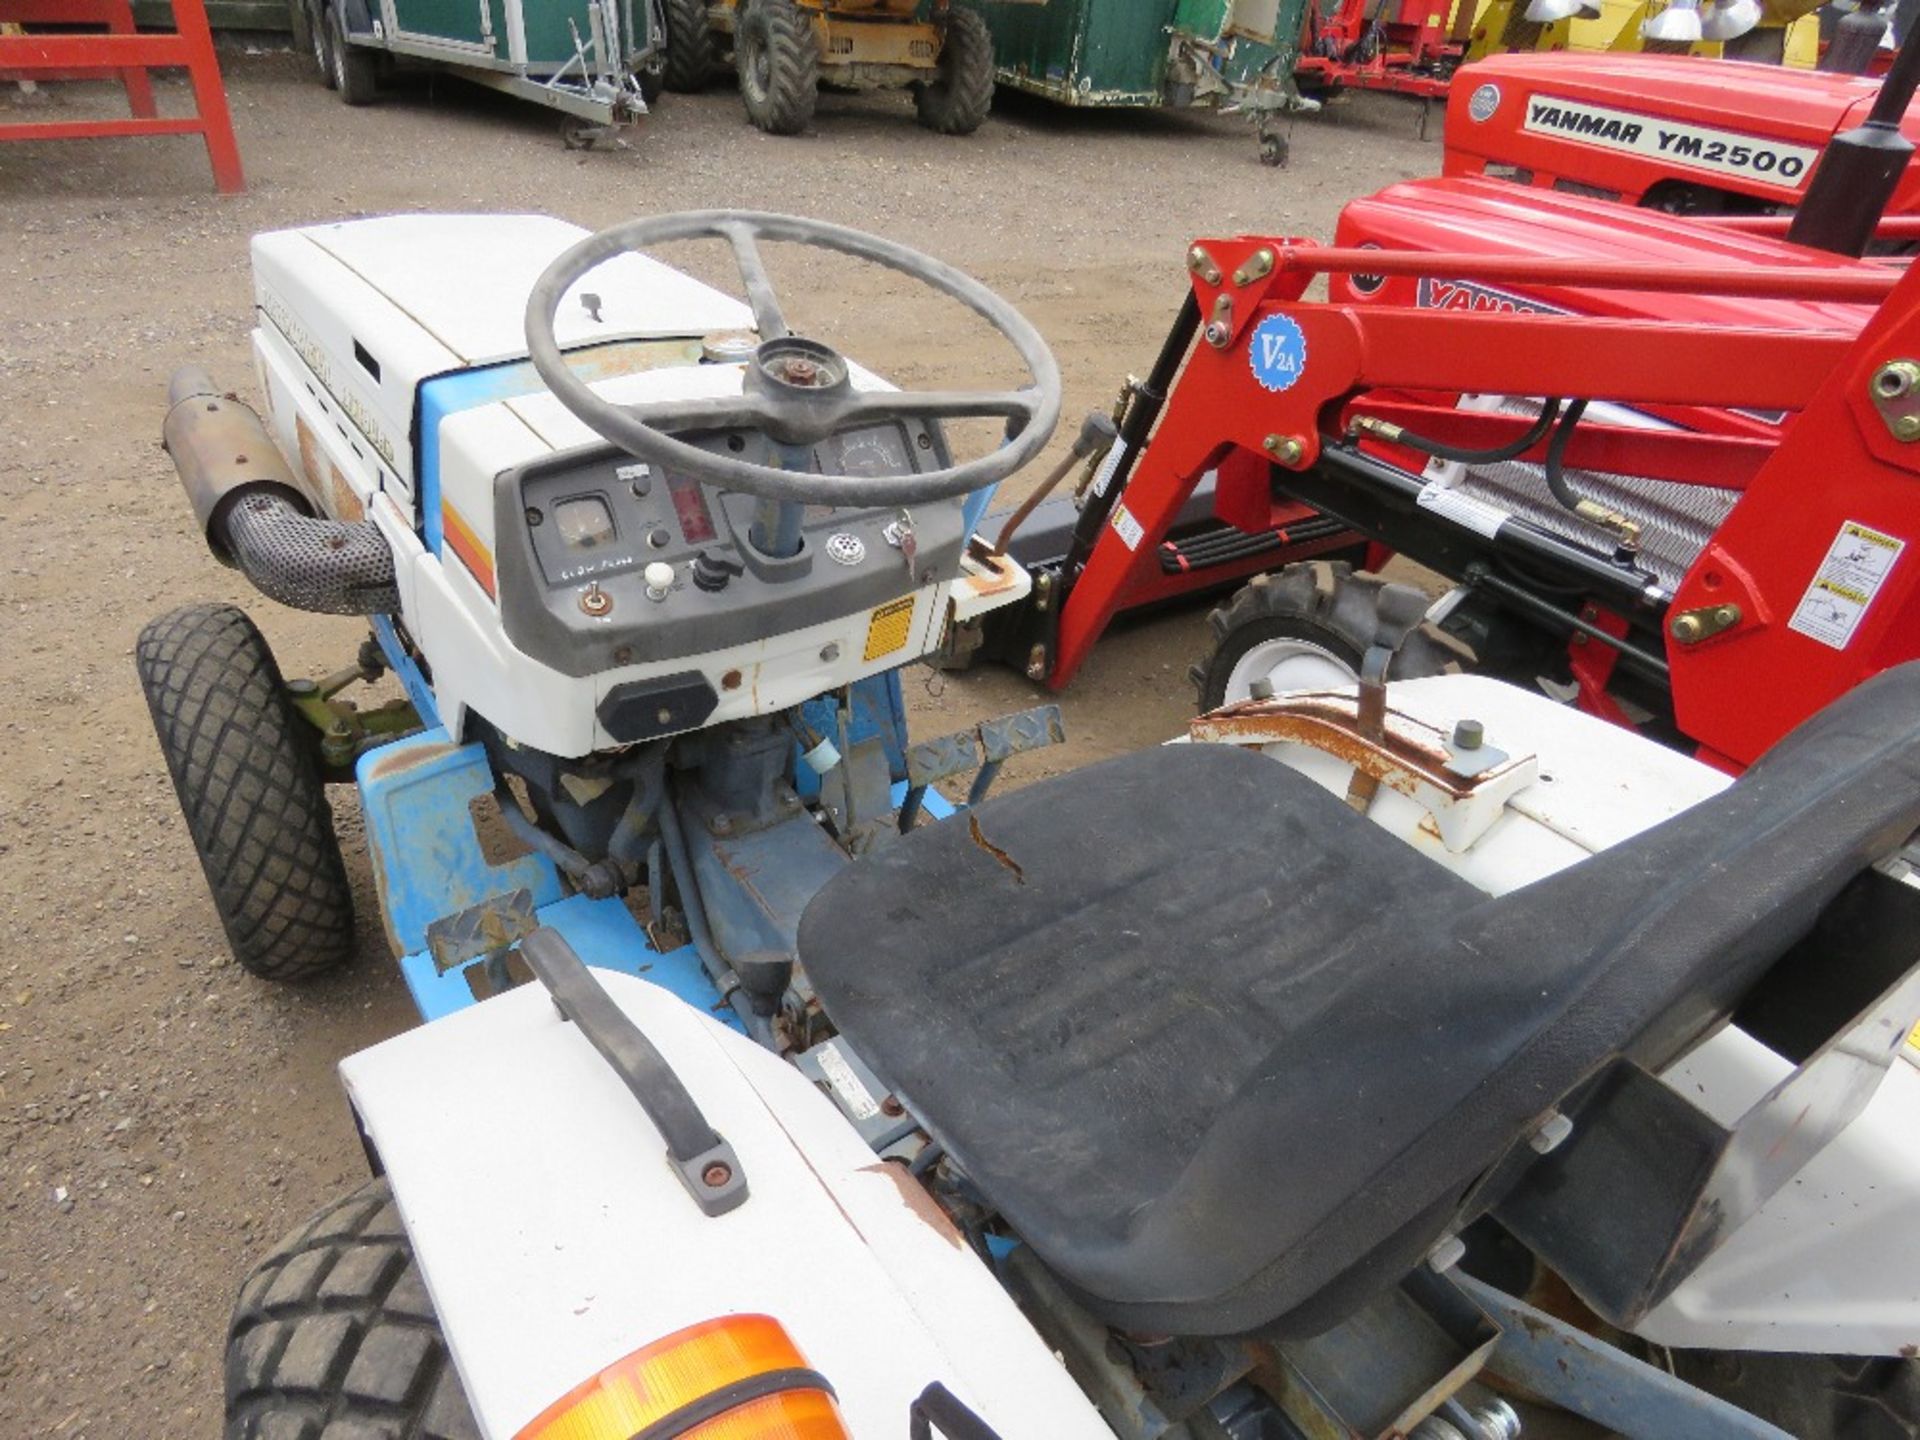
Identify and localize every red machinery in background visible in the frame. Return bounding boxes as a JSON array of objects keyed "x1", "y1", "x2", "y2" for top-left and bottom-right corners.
[
  {"x1": 1295, "y1": 0, "x2": 1473, "y2": 100},
  {"x1": 1444, "y1": 51, "x2": 1920, "y2": 217},
  {"x1": 966, "y1": 91, "x2": 1920, "y2": 771}
]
